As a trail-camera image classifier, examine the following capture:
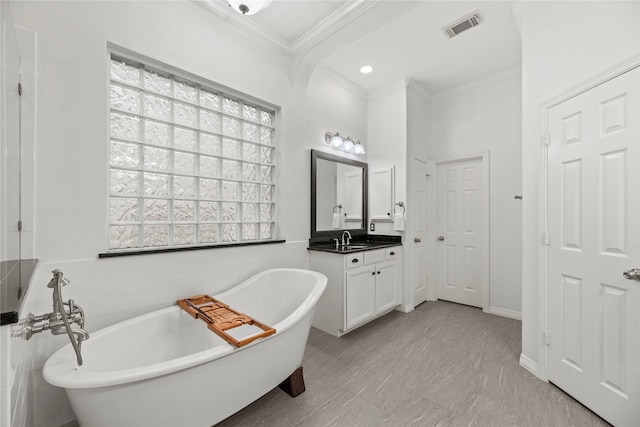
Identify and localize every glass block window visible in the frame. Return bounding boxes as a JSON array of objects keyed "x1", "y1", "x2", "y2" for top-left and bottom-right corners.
[{"x1": 108, "y1": 55, "x2": 276, "y2": 250}]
